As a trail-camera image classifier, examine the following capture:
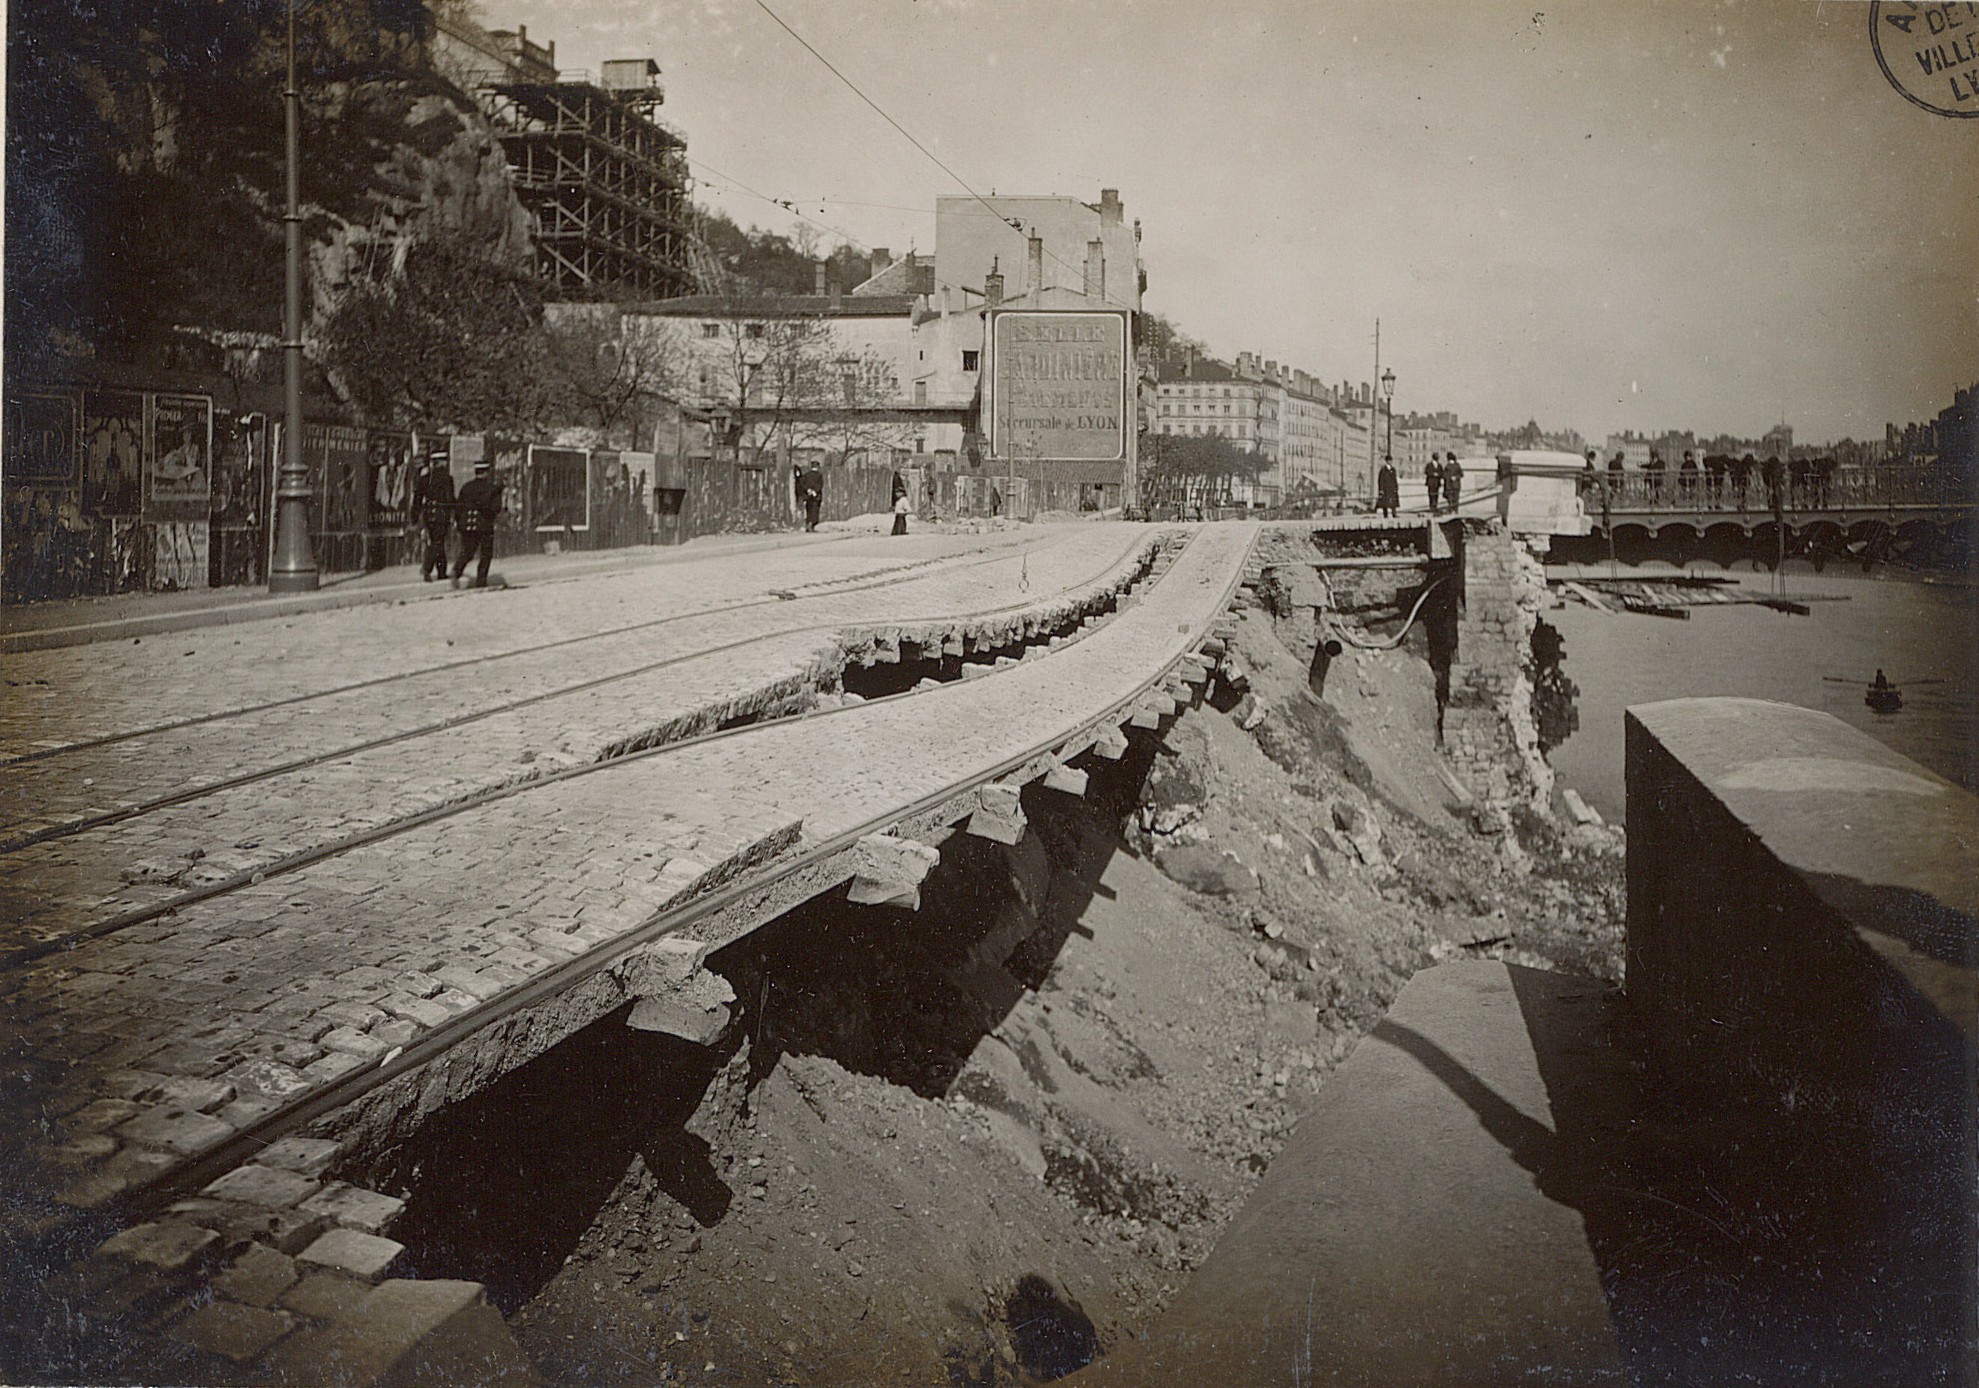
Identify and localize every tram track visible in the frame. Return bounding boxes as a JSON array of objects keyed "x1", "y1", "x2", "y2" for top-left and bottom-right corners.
[
  {"x1": 0, "y1": 533, "x2": 1073, "y2": 772},
  {"x1": 103, "y1": 524, "x2": 1256, "y2": 1220},
  {"x1": 0, "y1": 533, "x2": 1158, "y2": 855},
  {"x1": 0, "y1": 533, "x2": 1183, "y2": 969}
]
